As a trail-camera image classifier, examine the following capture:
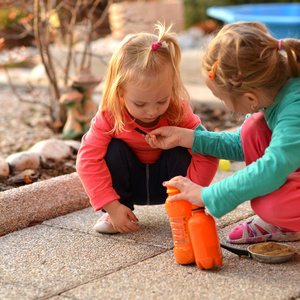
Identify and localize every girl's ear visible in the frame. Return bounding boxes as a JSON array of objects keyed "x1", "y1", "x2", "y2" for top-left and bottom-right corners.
[
  {"x1": 118, "y1": 89, "x2": 125, "y2": 102},
  {"x1": 244, "y1": 92, "x2": 259, "y2": 110}
]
